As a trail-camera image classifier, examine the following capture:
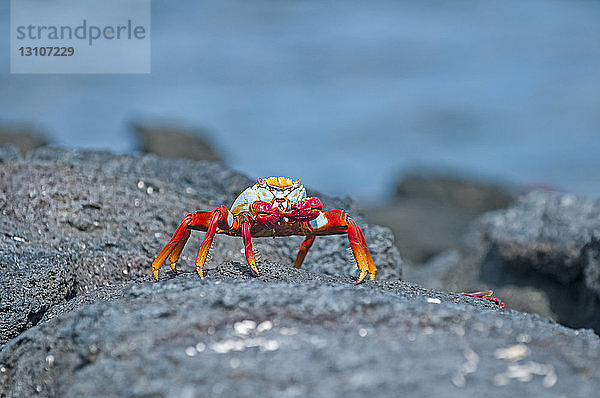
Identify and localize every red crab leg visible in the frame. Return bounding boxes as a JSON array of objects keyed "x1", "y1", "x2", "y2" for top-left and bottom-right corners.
[
  {"x1": 293, "y1": 235, "x2": 316, "y2": 269},
  {"x1": 194, "y1": 209, "x2": 223, "y2": 278},
  {"x1": 241, "y1": 214, "x2": 260, "y2": 276},
  {"x1": 345, "y1": 215, "x2": 376, "y2": 284},
  {"x1": 153, "y1": 213, "x2": 195, "y2": 280},
  {"x1": 152, "y1": 206, "x2": 232, "y2": 280},
  {"x1": 168, "y1": 228, "x2": 191, "y2": 274},
  {"x1": 460, "y1": 290, "x2": 506, "y2": 309},
  {"x1": 308, "y1": 210, "x2": 377, "y2": 284}
]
